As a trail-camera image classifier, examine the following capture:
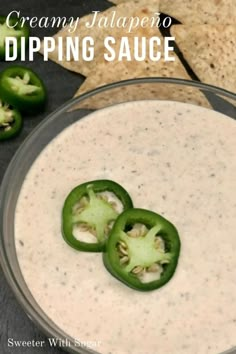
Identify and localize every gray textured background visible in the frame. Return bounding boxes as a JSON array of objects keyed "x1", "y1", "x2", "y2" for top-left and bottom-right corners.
[{"x1": 0, "y1": 1, "x2": 111, "y2": 353}]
